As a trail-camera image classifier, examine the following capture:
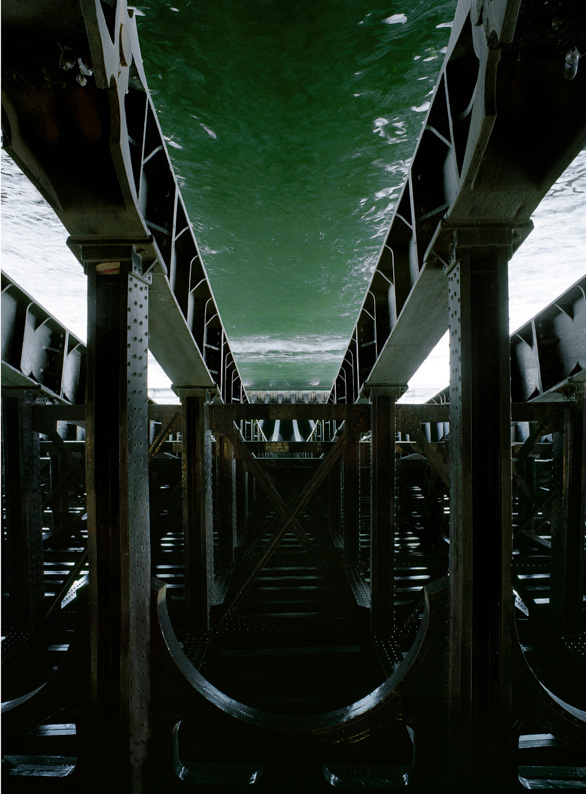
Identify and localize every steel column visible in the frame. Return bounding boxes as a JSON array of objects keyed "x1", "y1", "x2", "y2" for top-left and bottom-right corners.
[
  {"x1": 217, "y1": 435, "x2": 237, "y2": 568},
  {"x1": 1, "y1": 392, "x2": 45, "y2": 630},
  {"x1": 343, "y1": 440, "x2": 360, "y2": 568},
  {"x1": 329, "y1": 461, "x2": 343, "y2": 546},
  {"x1": 446, "y1": 234, "x2": 516, "y2": 791},
  {"x1": 370, "y1": 389, "x2": 402, "y2": 635},
  {"x1": 47, "y1": 448, "x2": 72, "y2": 535},
  {"x1": 83, "y1": 250, "x2": 151, "y2": 791},
  {"x1": 550, "y1": 392, "x2": 585, "y2": 637},
  {"x1": 180, "y1": 390, "x2": 214, "y2": 634},
  {"x1": 235, "y1": 458, "x2": 248, "y2": 545}
]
